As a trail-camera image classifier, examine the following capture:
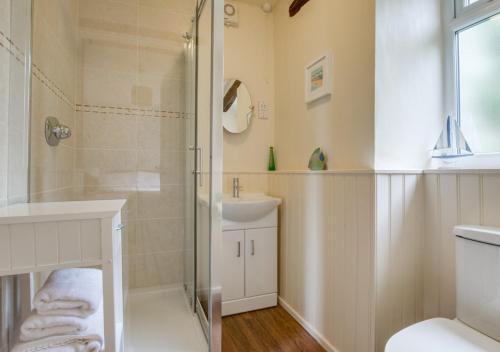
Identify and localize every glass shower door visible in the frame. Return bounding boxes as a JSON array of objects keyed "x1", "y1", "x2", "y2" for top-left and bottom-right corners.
[
  {"x1": 195, "y1": 0, "x2": 223, "y2": 350},
  {"x1": 184, "y1": 19, "x2": 197, "y2": 311},
  {"x1": 195, "y1": 0, "x2": 211, "y2": 327}
]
